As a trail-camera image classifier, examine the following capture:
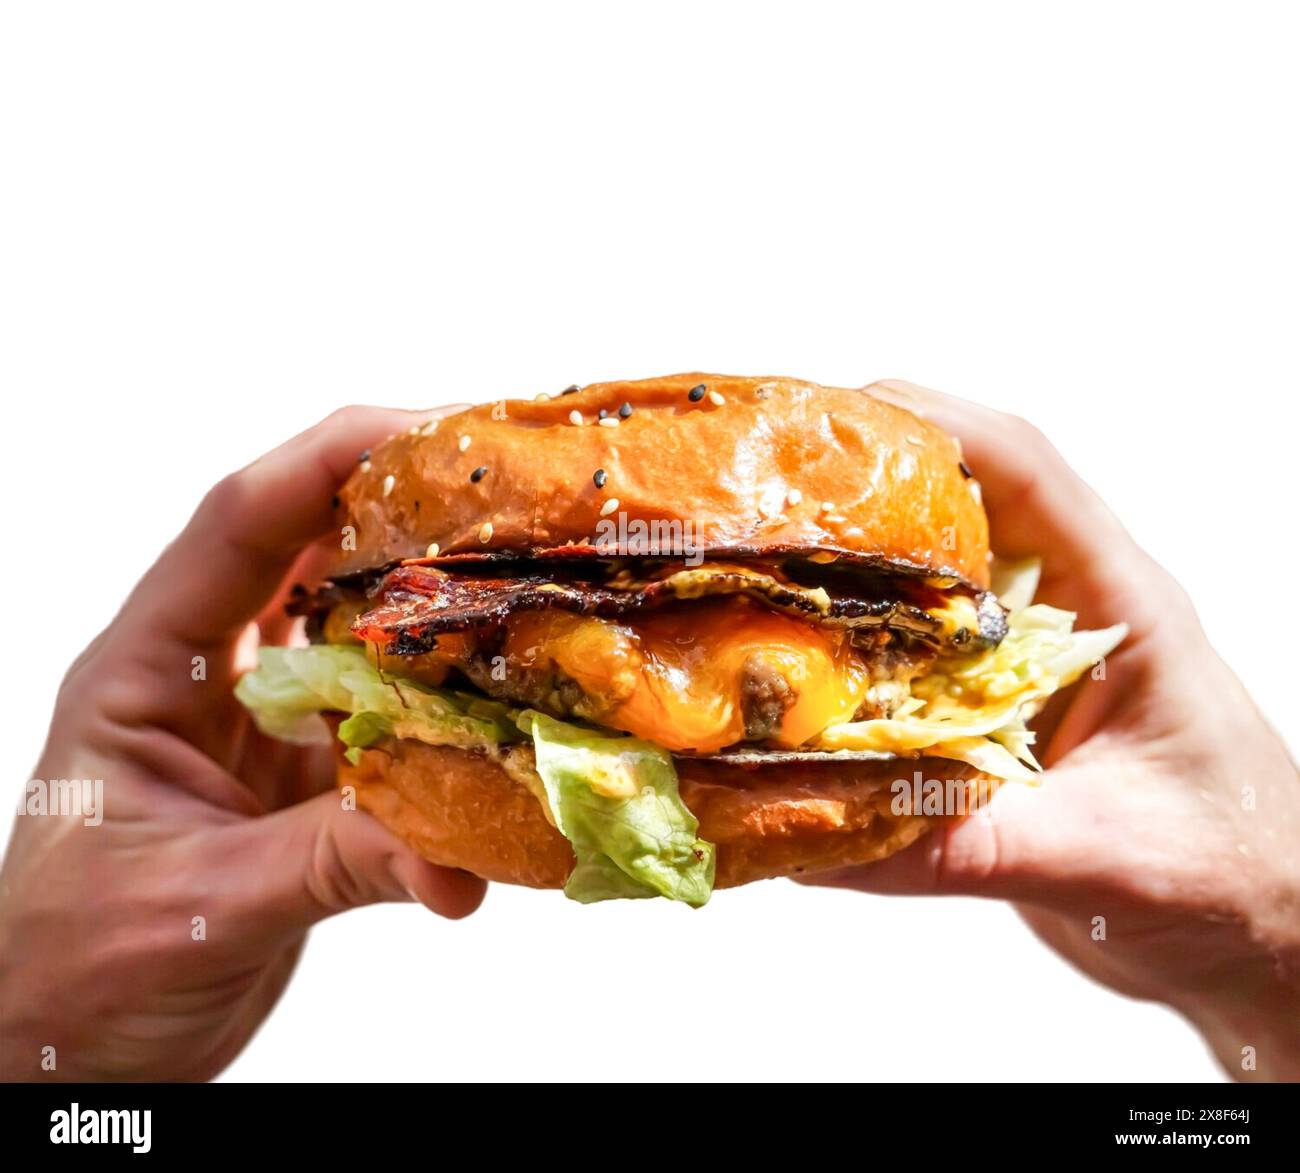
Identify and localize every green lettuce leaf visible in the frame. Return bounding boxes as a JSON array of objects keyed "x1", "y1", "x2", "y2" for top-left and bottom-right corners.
[
  {"x1": 234, "y1": 644, "x2": 519, "y2": 755},
  {"x1": 235, "y1": 646, "x2": 716, "y2": 906},
  {"x1": 519, "y1": 711, "x2": 715, "y2": 907}
]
